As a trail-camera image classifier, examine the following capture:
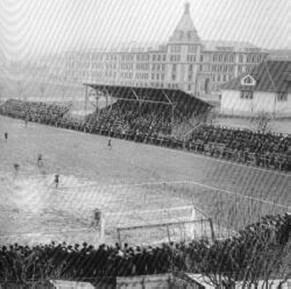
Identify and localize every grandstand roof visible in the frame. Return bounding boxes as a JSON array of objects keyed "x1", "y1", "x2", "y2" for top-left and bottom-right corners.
[{"x1": 83, "y1": 83, "x2": 213, "y2": 113}]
